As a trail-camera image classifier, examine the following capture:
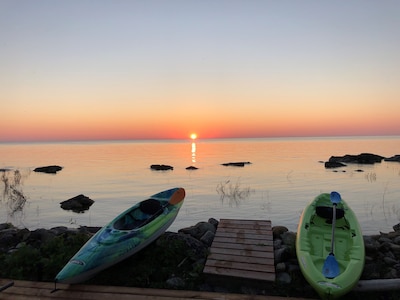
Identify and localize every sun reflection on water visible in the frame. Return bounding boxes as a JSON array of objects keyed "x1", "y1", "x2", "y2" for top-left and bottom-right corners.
[{"x1": 191, "y1": 142, "x2": 196, "y2": 163}]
